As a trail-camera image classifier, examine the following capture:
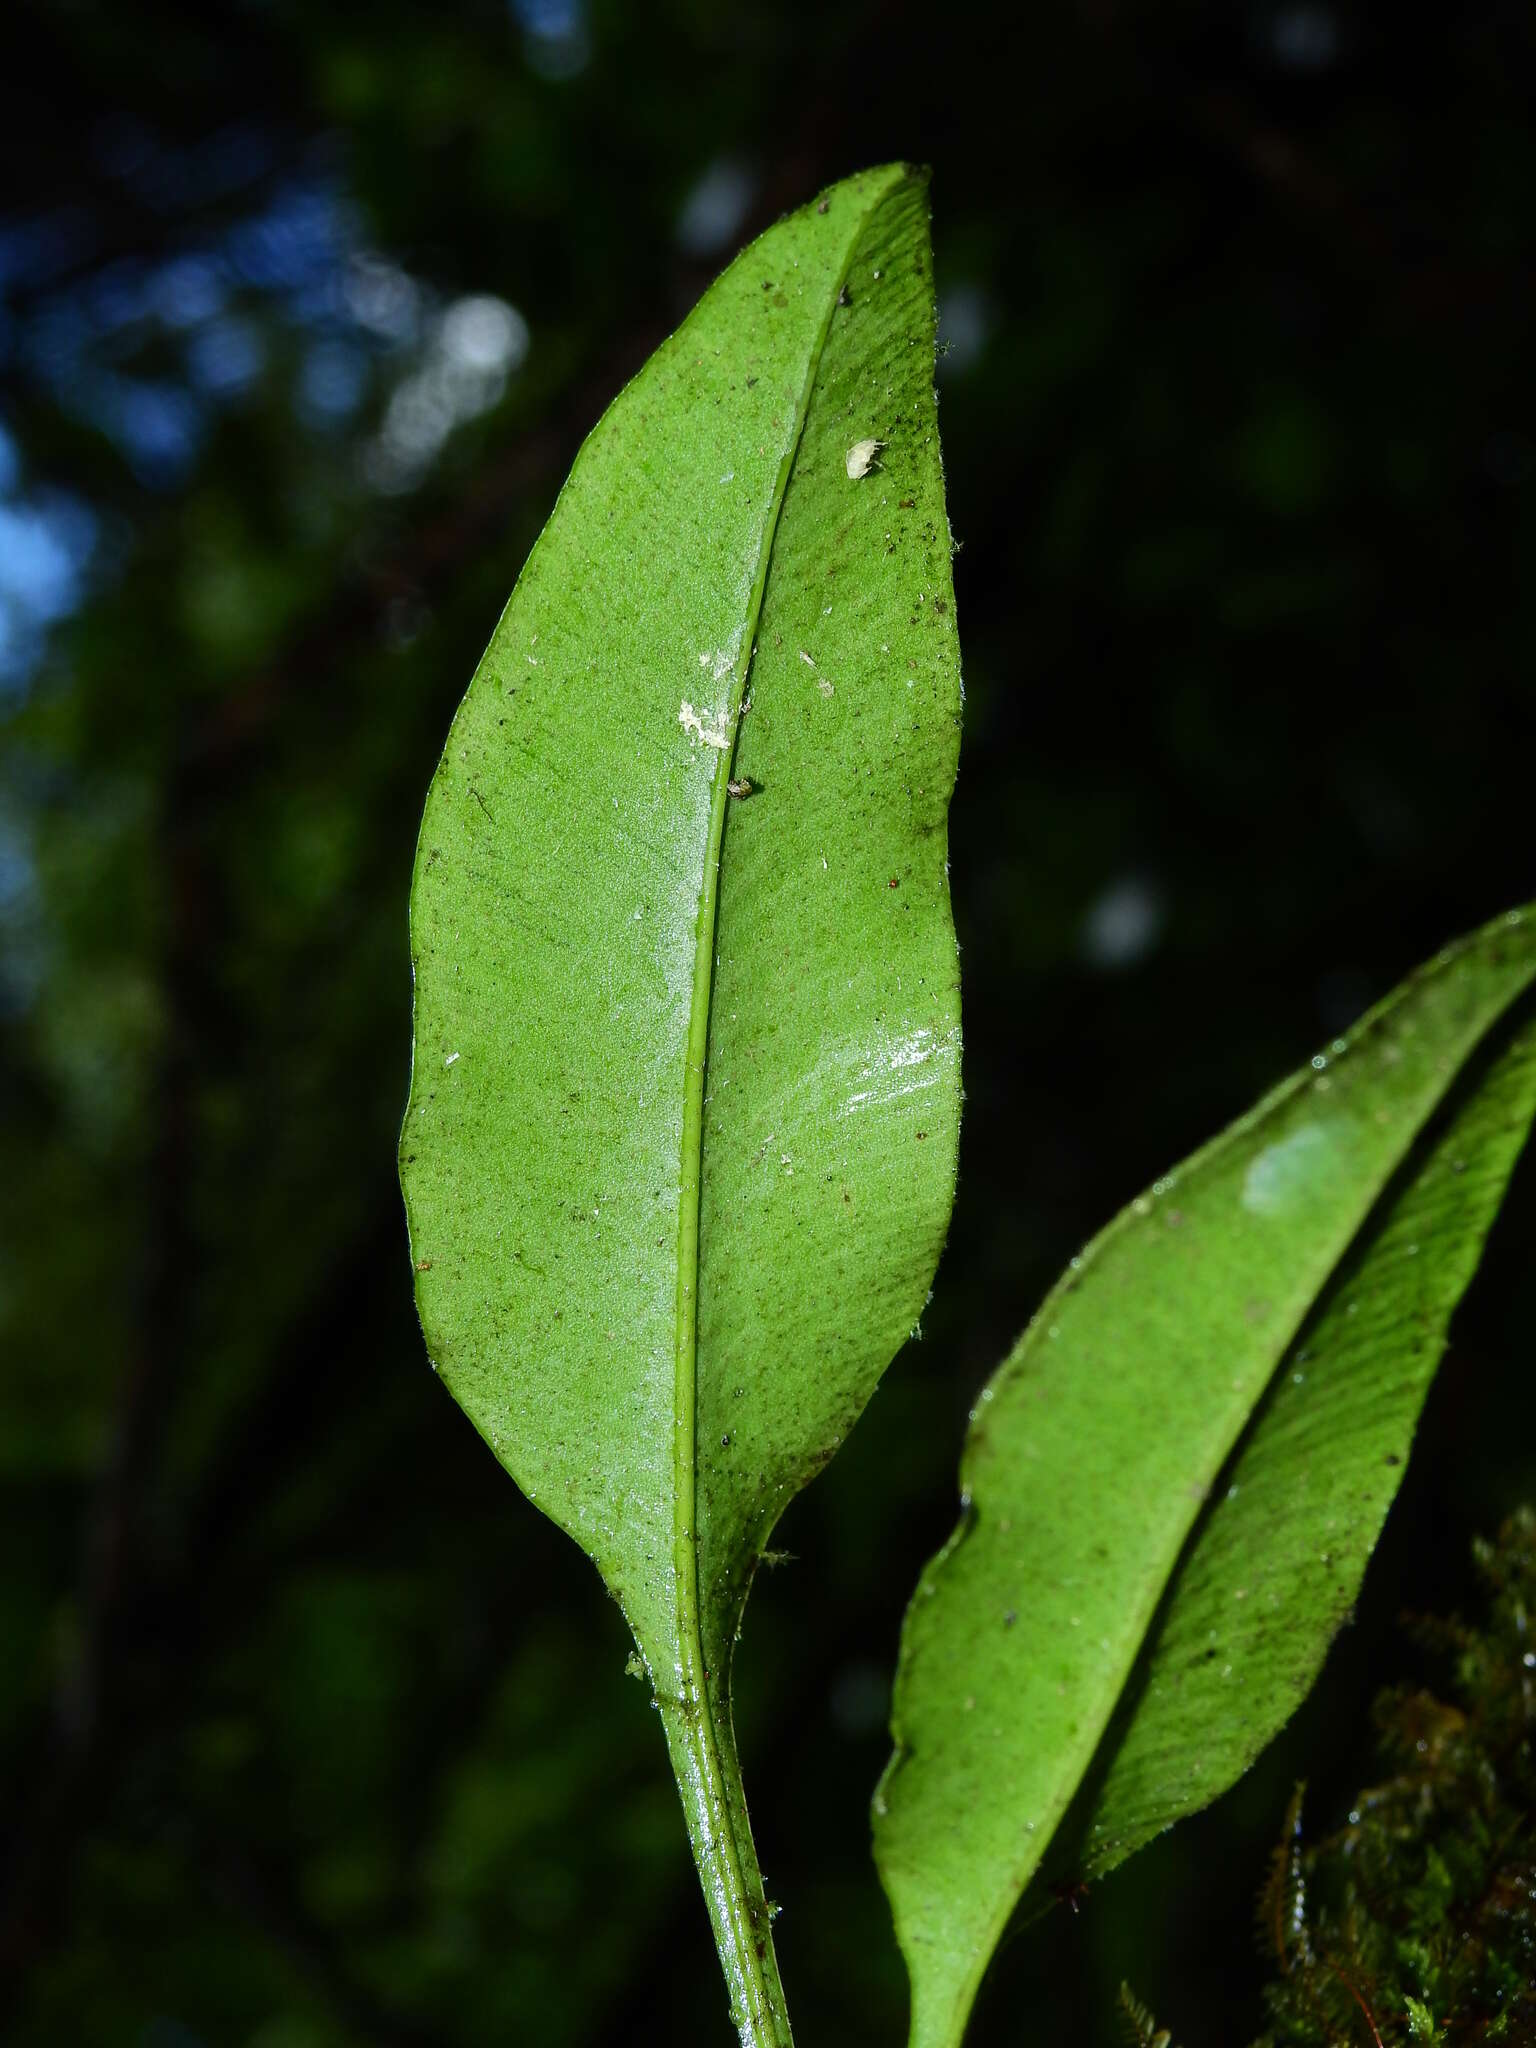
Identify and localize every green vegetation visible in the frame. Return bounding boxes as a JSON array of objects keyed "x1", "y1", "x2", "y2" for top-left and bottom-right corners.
[
  {"x1": 401, "y1": 165, "x2": 961, "y2": 2046},
  {"x1": 6, "y1": 10, "x2": 1536, "y2": 2047},
  {"x1": 878, "y1": 913, "x2": 1536, "y2": 2047},
  {"x1": 403, "y1": 172, "x2": 1536, "y2": 2045}
]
